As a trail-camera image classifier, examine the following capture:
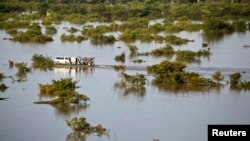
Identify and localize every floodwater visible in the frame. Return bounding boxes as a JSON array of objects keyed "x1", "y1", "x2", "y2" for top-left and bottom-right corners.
[{"x1": 0, "y1": 21, "x2": 250, "y2": 141}]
